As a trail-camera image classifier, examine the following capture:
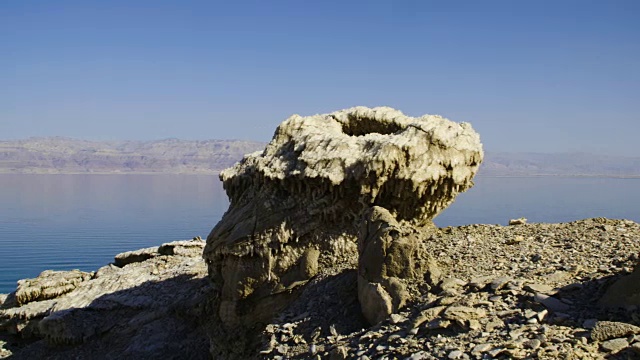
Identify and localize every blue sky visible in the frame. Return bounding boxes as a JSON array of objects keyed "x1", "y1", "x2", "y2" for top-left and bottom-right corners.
[{"x1": 1, "y1": 0, "x2": 639, "y2": 155}]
